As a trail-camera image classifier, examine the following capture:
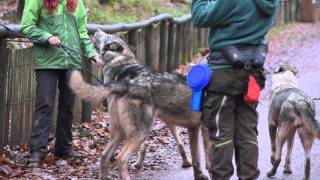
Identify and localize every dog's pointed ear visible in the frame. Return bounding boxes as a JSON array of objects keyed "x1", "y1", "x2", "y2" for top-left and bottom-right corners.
[
  {"x1": 96, "y1": 29, "x2": 107, "y2": 36},
  {"x1": 94, "y1": 29, "x2": 108, "y2": 51},
  {"x1": 291, "y1": 67, "x2": 299, "y2": 75}
]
